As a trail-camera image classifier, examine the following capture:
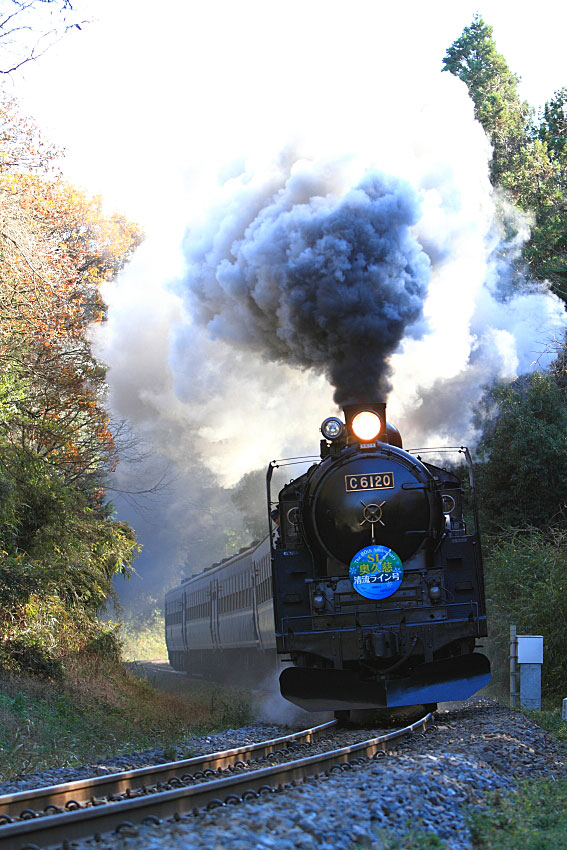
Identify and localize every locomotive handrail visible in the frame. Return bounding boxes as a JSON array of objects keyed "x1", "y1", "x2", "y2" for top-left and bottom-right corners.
[
  {"x1": 409, "y1": 445, "x2": 480, "y2": 539},
  {"x1": 279, "y1": 601, "x2": 483, "y2": 644},
  {"x1": 268, "y1": 455, "x2": 320, "y2": 466},
  {"x1": 409, "y1": 445, "x2": 470, "y2": 452},
  {"x1": 267, "y1": 456, "x2": 321, "y2": 550}
]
